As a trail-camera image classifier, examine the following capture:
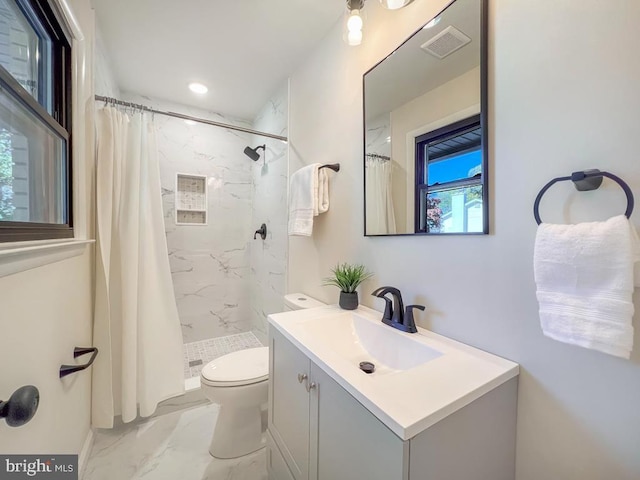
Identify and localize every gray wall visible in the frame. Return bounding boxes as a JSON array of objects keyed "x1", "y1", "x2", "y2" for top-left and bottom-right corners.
[{"x1": 287, "y1": 0, "x2": 640, "y2": 478}]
